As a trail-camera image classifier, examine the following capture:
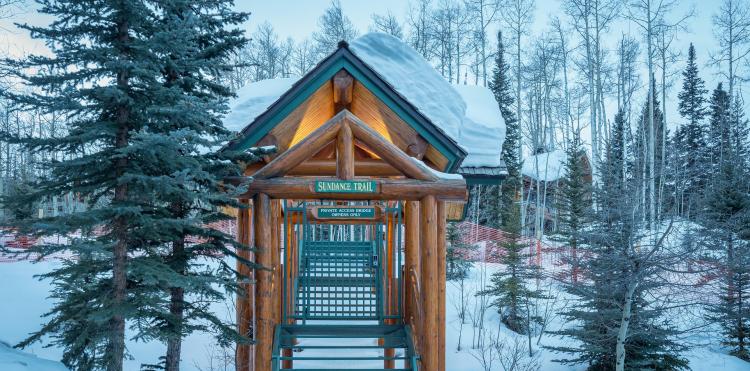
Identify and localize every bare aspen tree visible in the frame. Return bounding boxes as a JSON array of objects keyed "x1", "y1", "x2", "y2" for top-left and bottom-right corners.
[
  {"x1": 563, "y1": 0, "x2": 619, "y2": 188},
  {"x1": 369, "y1": 11, "x2": 404, "y2": 39},
  {"x1": 293, "y1": 39, "x2": 317, "y2": 76},
  {"x1": 500, "y1": 0, "x2": 534, "y2": 234},
  {"x1": 464, "y1": 0, "x2": 500, "y2": 85},
  {"x1": 407, "y1": 0, "x2": 435, "y2": 60},
  {"x1": 627, "y1": 0, "x2": 681, "y2": 230},
  {"x1": 712, "y1": 0, "x2": 750, "y2": 101}
]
